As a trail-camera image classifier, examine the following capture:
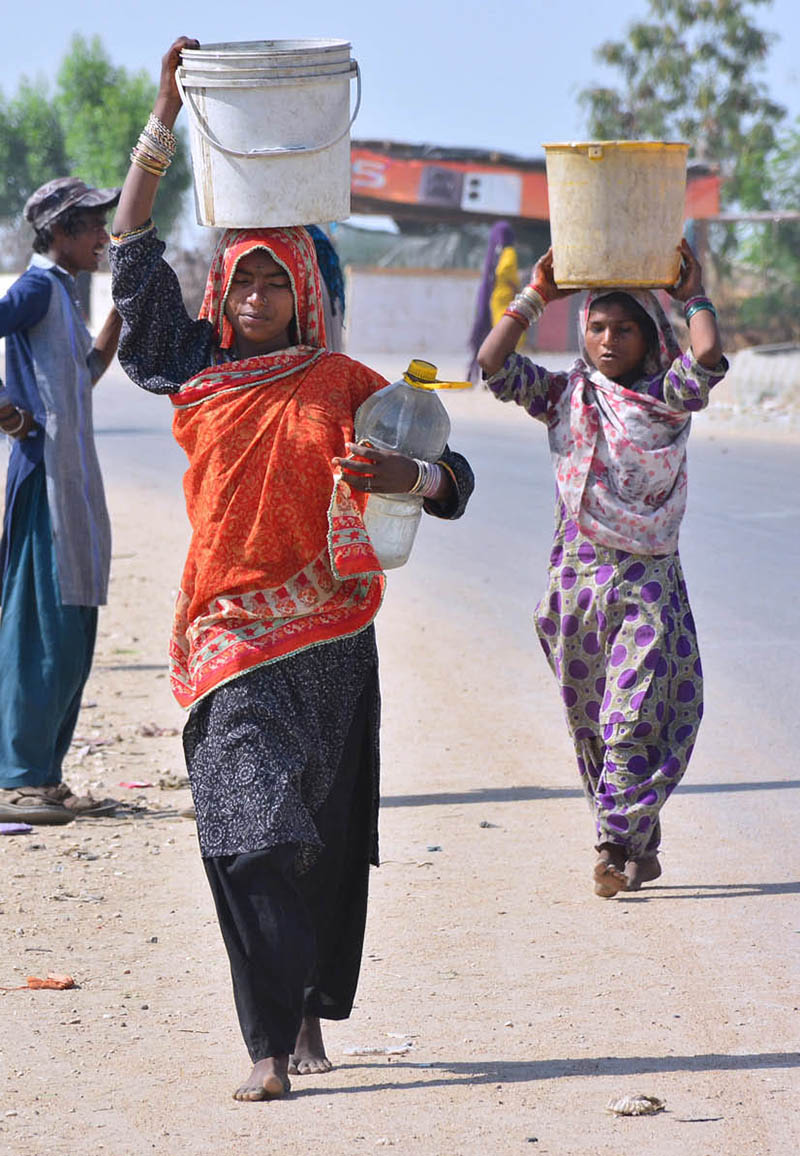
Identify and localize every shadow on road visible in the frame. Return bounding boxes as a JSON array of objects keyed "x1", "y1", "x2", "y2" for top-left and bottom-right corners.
[
  {"x1": 294, "y1": 1050, "x2": 800, "y2": 1095},
  {"x1": 619, "y1": 881, "x2": 800, "y2": 900},
  {"x1": 94, "y1": 663, "x2": 170, "y2": 672},
  {"x1": 680, "y1": 779, "x2": 800, "y2": 793},
  {"x1": 382, "y1": 780, "x2": 800, "y2": 808},
  {"x1": 382, "y1": 786, "x2": 582, "y2": 806}
]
